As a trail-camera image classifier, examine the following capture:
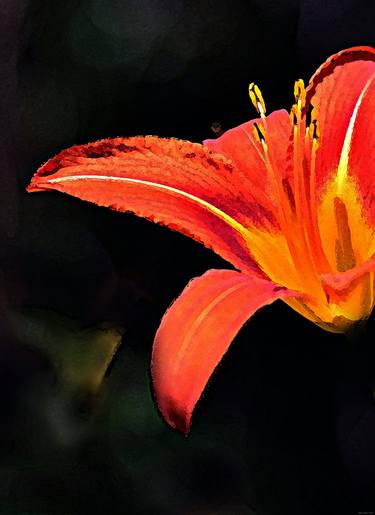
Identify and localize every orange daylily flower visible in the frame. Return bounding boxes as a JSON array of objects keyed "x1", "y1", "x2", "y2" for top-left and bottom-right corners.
[{"x1": 28, "y1": 47, "x2": 375, "y2": 434}]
